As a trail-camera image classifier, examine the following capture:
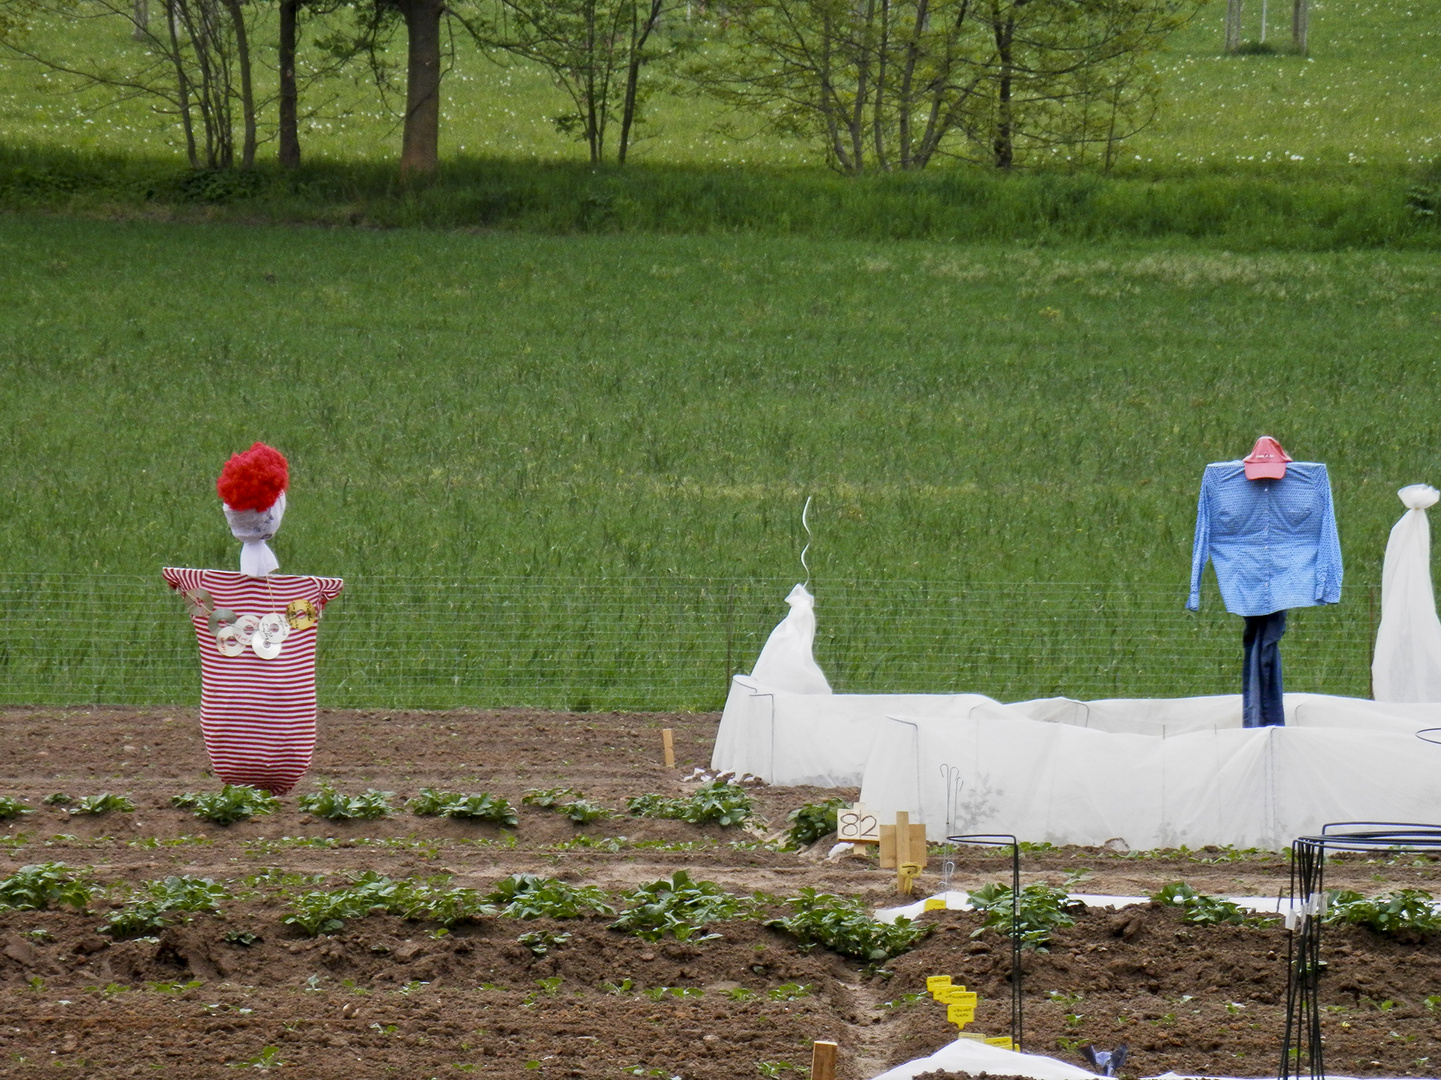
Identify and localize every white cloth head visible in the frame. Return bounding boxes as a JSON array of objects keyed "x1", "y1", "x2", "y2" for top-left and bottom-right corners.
[
  {"x1": 1399, "y1": 483, "x2": 1439, "y2": 510},
  {"x1": 223, "y1": 491, "x2": 286, "y2": 577}
]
